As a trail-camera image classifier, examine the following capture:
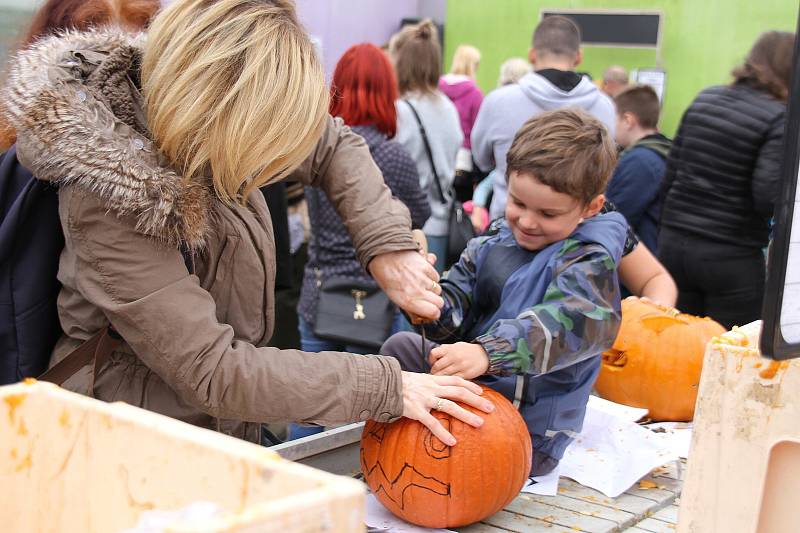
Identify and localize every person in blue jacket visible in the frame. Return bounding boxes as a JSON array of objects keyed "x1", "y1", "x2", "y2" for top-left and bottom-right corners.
[
  {"x1": 381, "y1": 108, "x2": 627, "y2": 476},
  {"x1": 607, "y1": 85, "x2": 671, "y2": 252}
]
